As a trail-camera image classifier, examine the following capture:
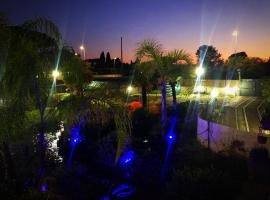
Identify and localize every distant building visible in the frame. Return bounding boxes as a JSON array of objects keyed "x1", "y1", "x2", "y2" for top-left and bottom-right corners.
[{"x1": 86, "y1": 58, "x2": 101, "y2": 67}]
